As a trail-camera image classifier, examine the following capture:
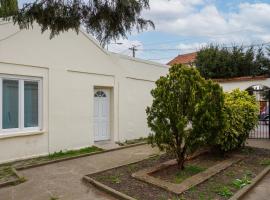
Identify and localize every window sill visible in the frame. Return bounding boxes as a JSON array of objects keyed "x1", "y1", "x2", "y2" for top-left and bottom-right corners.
[{"x1": 0, "y1": 130, "x2": 45, "y2": 140}]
